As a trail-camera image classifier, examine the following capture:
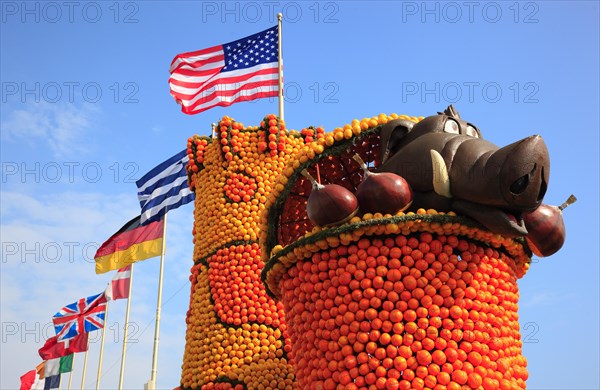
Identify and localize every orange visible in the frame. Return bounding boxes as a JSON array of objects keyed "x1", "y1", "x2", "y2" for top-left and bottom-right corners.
[
  {"x1": 403, "y1": 275, "x2": 417, "y2": 290},
  {"x1": 431, "y1": 350, "x2": 447, "y2": 365},
  {"x1": 386, "y1": 378, "x2": 400, "y2": 390},
  {"x1": 446, "y1": 382, "x2": 461, "y2": 390},
  {"x1": 467, "y1": 373, "x2": 483, "y2": 388},
  {"x1": 416, "y1": 350, "x2": 432, "y2": 366},
  {"x1": 436, "y1": 371, "x2": 451, "y2": 385},
  {"x1": 451, "y1": 370, "x2": 468, "y2": 385},
  {"x1": 482, "y1": 378, "x2": 500, "y2": 390}
]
